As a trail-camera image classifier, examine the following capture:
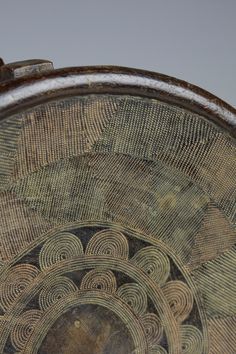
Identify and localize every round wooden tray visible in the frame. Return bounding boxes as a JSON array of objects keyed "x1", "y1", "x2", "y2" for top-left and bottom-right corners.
[{"x1": 0, "y1": 59, "x2": 235, "y2": 354}]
